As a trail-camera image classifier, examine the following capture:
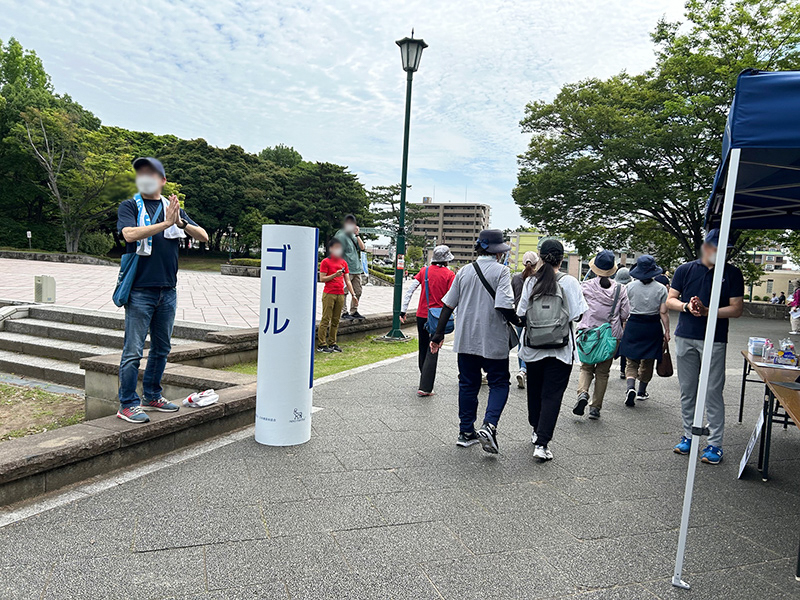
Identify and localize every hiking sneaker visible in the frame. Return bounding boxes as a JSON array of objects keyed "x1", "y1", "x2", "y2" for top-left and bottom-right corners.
[
  {"x1": 329, "y1": 344, "x2": 343, "y2": 353},
  {"x1": 516, "y1": 370, "x2": 526, "y2": 389},
  {"x1": 700, "y1": 445, "x2": 723, "y2": 465},
  {"x1": 350, "y1": 311, "x2": 366, "y2": 320},
  {"x1": 573, "y1": 392, "x2": 589, "y2": 416},
  {"x1": 588, "y1": 407, "x2": 601, "y2": 420},
  {"x1": 316, "y1": 345, "x2": 329, "y2": 352},
  {"x1": 477, "y1": 422, "x2": 499, "y2": 454},
  {"x1": 636, "y1": 391, "x2": 650, "y2": 401},
  {"x1": 673, "y1": 436, "x2": 692, "y2": 455},
  {"x1": 533, "y1": 445, "x2": 552, "y2": 461},
  {"x1": 141, "y1": 397, "x2": 179, "y2": 412},
  {"x1": 457, "y1": 431, "x2": 480, "y2": 447},
  {"x1": 341, "y1": 313, "x2": 354, "y2": 320},
  {"x1": 625, "y1": 389, "x2": 636, "y2": 407},
  {"x1": 116, "y1": 405, "x2": 150, "y2": 424}
]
